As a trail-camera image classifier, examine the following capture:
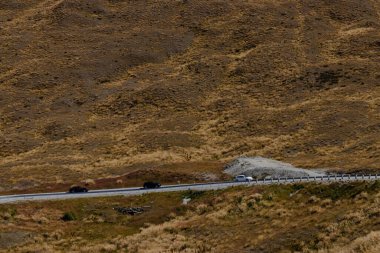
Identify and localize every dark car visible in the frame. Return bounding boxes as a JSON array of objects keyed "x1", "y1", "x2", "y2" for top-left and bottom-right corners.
[
  {"x1": 143, "y1": 182, "x2": 161, "y2": 189},
  {"x1": 68, "y1": 186, "x2": 88, "y2": 193}
]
